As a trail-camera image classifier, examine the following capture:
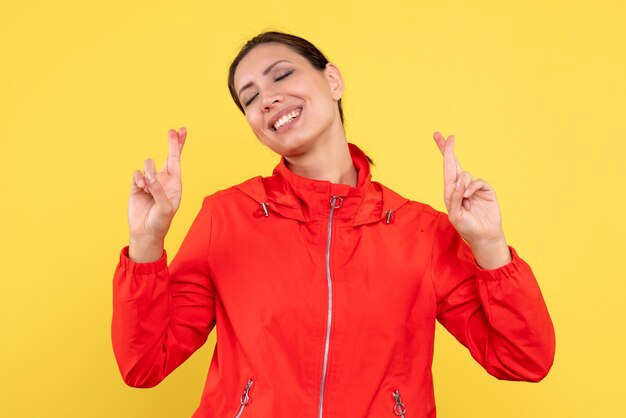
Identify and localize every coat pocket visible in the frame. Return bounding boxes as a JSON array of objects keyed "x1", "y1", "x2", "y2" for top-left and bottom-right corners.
[
  {"x1": 233, "y1": 379, "x2": 254, "y2": 418},
  {"x1": 391, "y1": 389, "x2": 407, "y2": 417}
]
